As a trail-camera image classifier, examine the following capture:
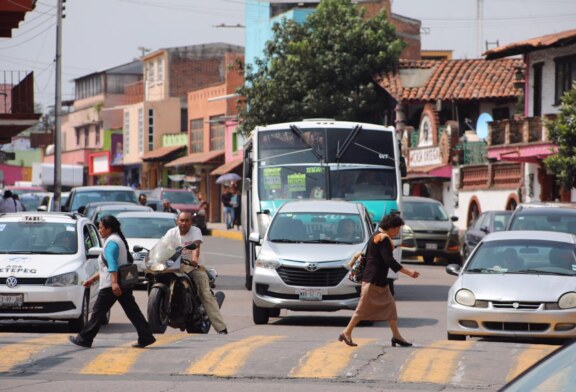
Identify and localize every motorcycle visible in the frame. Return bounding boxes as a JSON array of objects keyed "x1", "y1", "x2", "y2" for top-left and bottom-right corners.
[{"x1": 133, "y1": 238, "x2": 224, "y2": 334}]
